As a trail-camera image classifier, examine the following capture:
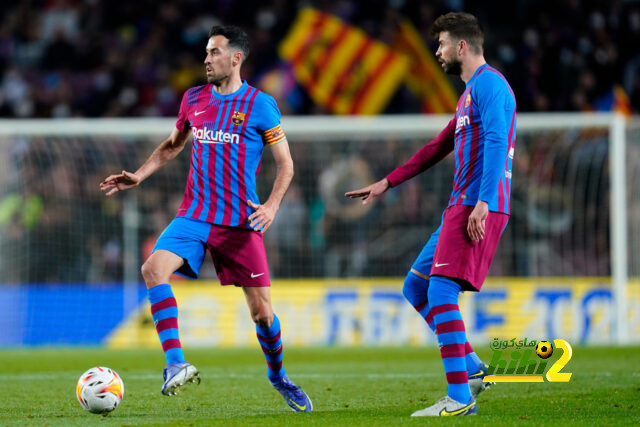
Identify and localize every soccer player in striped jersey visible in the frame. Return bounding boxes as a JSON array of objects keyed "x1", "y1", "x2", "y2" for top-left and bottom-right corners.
[
  {"x1": 100, "y1": 25, "x2": 312, "y2": 412},
  {"x1": 346, "y1": 12, "x2": 516, "y2": 417}
]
